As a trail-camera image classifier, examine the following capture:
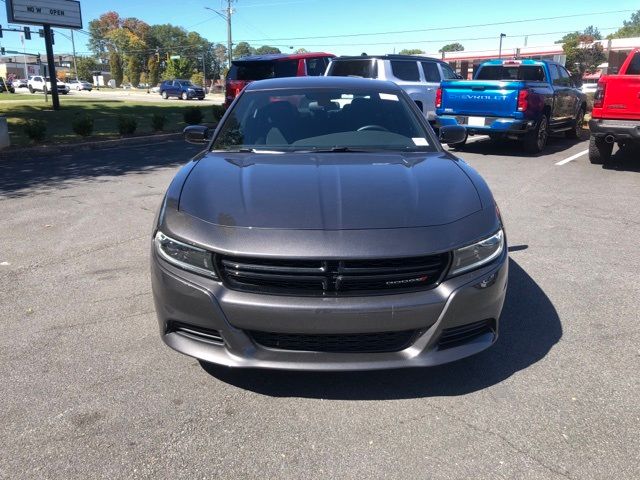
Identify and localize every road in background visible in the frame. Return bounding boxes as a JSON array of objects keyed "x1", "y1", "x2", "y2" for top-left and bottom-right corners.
[
  {"x1": 1, "y1": 135, "x2": 639, "y2": 479},
  {"x1": 9, "y1": 87, "x2": 225, "y2": 104}
]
